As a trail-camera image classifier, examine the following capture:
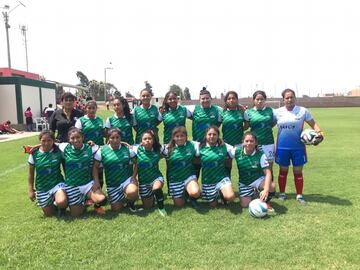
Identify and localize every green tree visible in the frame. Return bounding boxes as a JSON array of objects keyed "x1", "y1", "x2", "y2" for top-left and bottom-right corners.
[
  {"x1": 169, "y1": 84, "x2": 184, "y2": 100},
  {"x1": 183, "y1": 87, "x2": 191, "y2": 100},
  {"x1": 144, "y1": 81, "x2": 154, "y2": 96}
]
